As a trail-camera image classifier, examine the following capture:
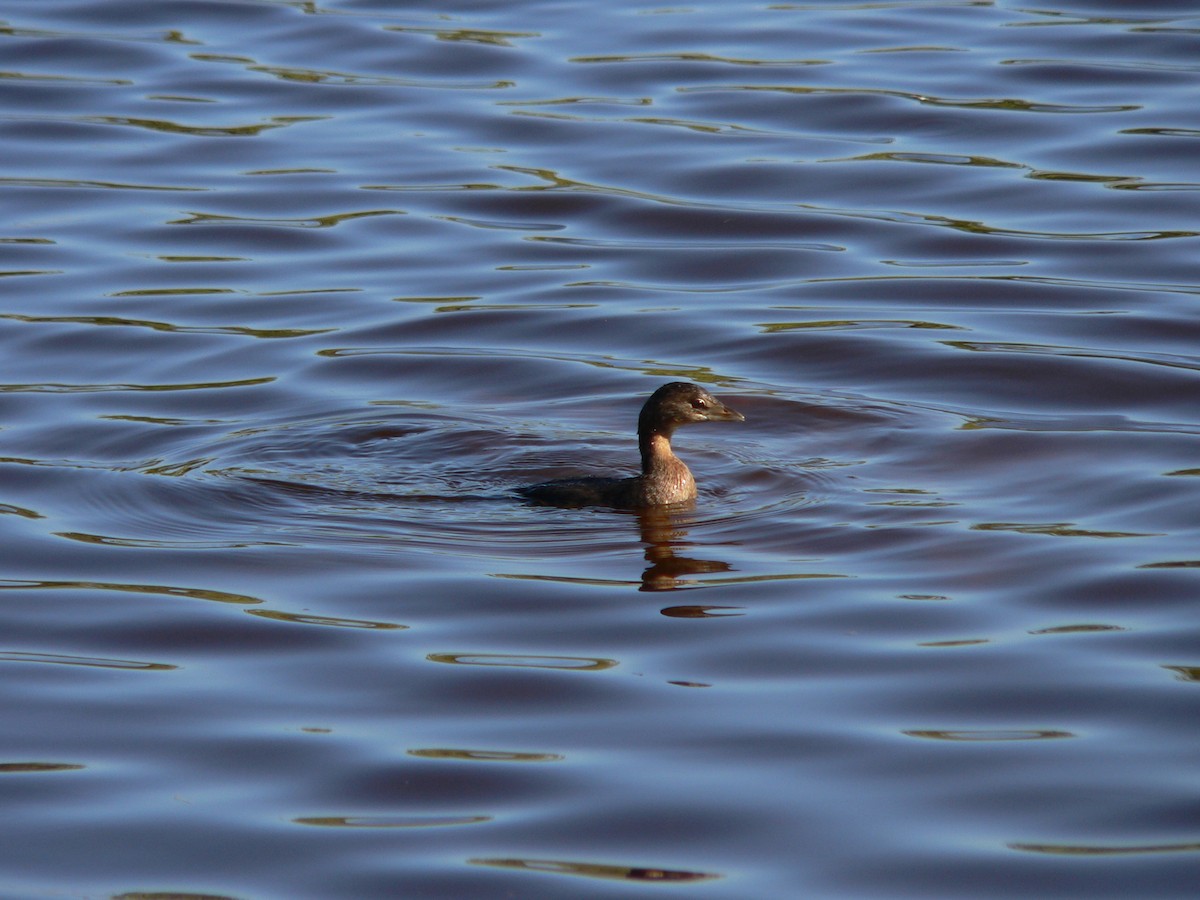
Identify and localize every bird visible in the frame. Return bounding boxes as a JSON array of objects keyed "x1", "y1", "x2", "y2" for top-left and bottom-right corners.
[{"x1": 516, "y1": 382, "x2": 744, "y2": 508}]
